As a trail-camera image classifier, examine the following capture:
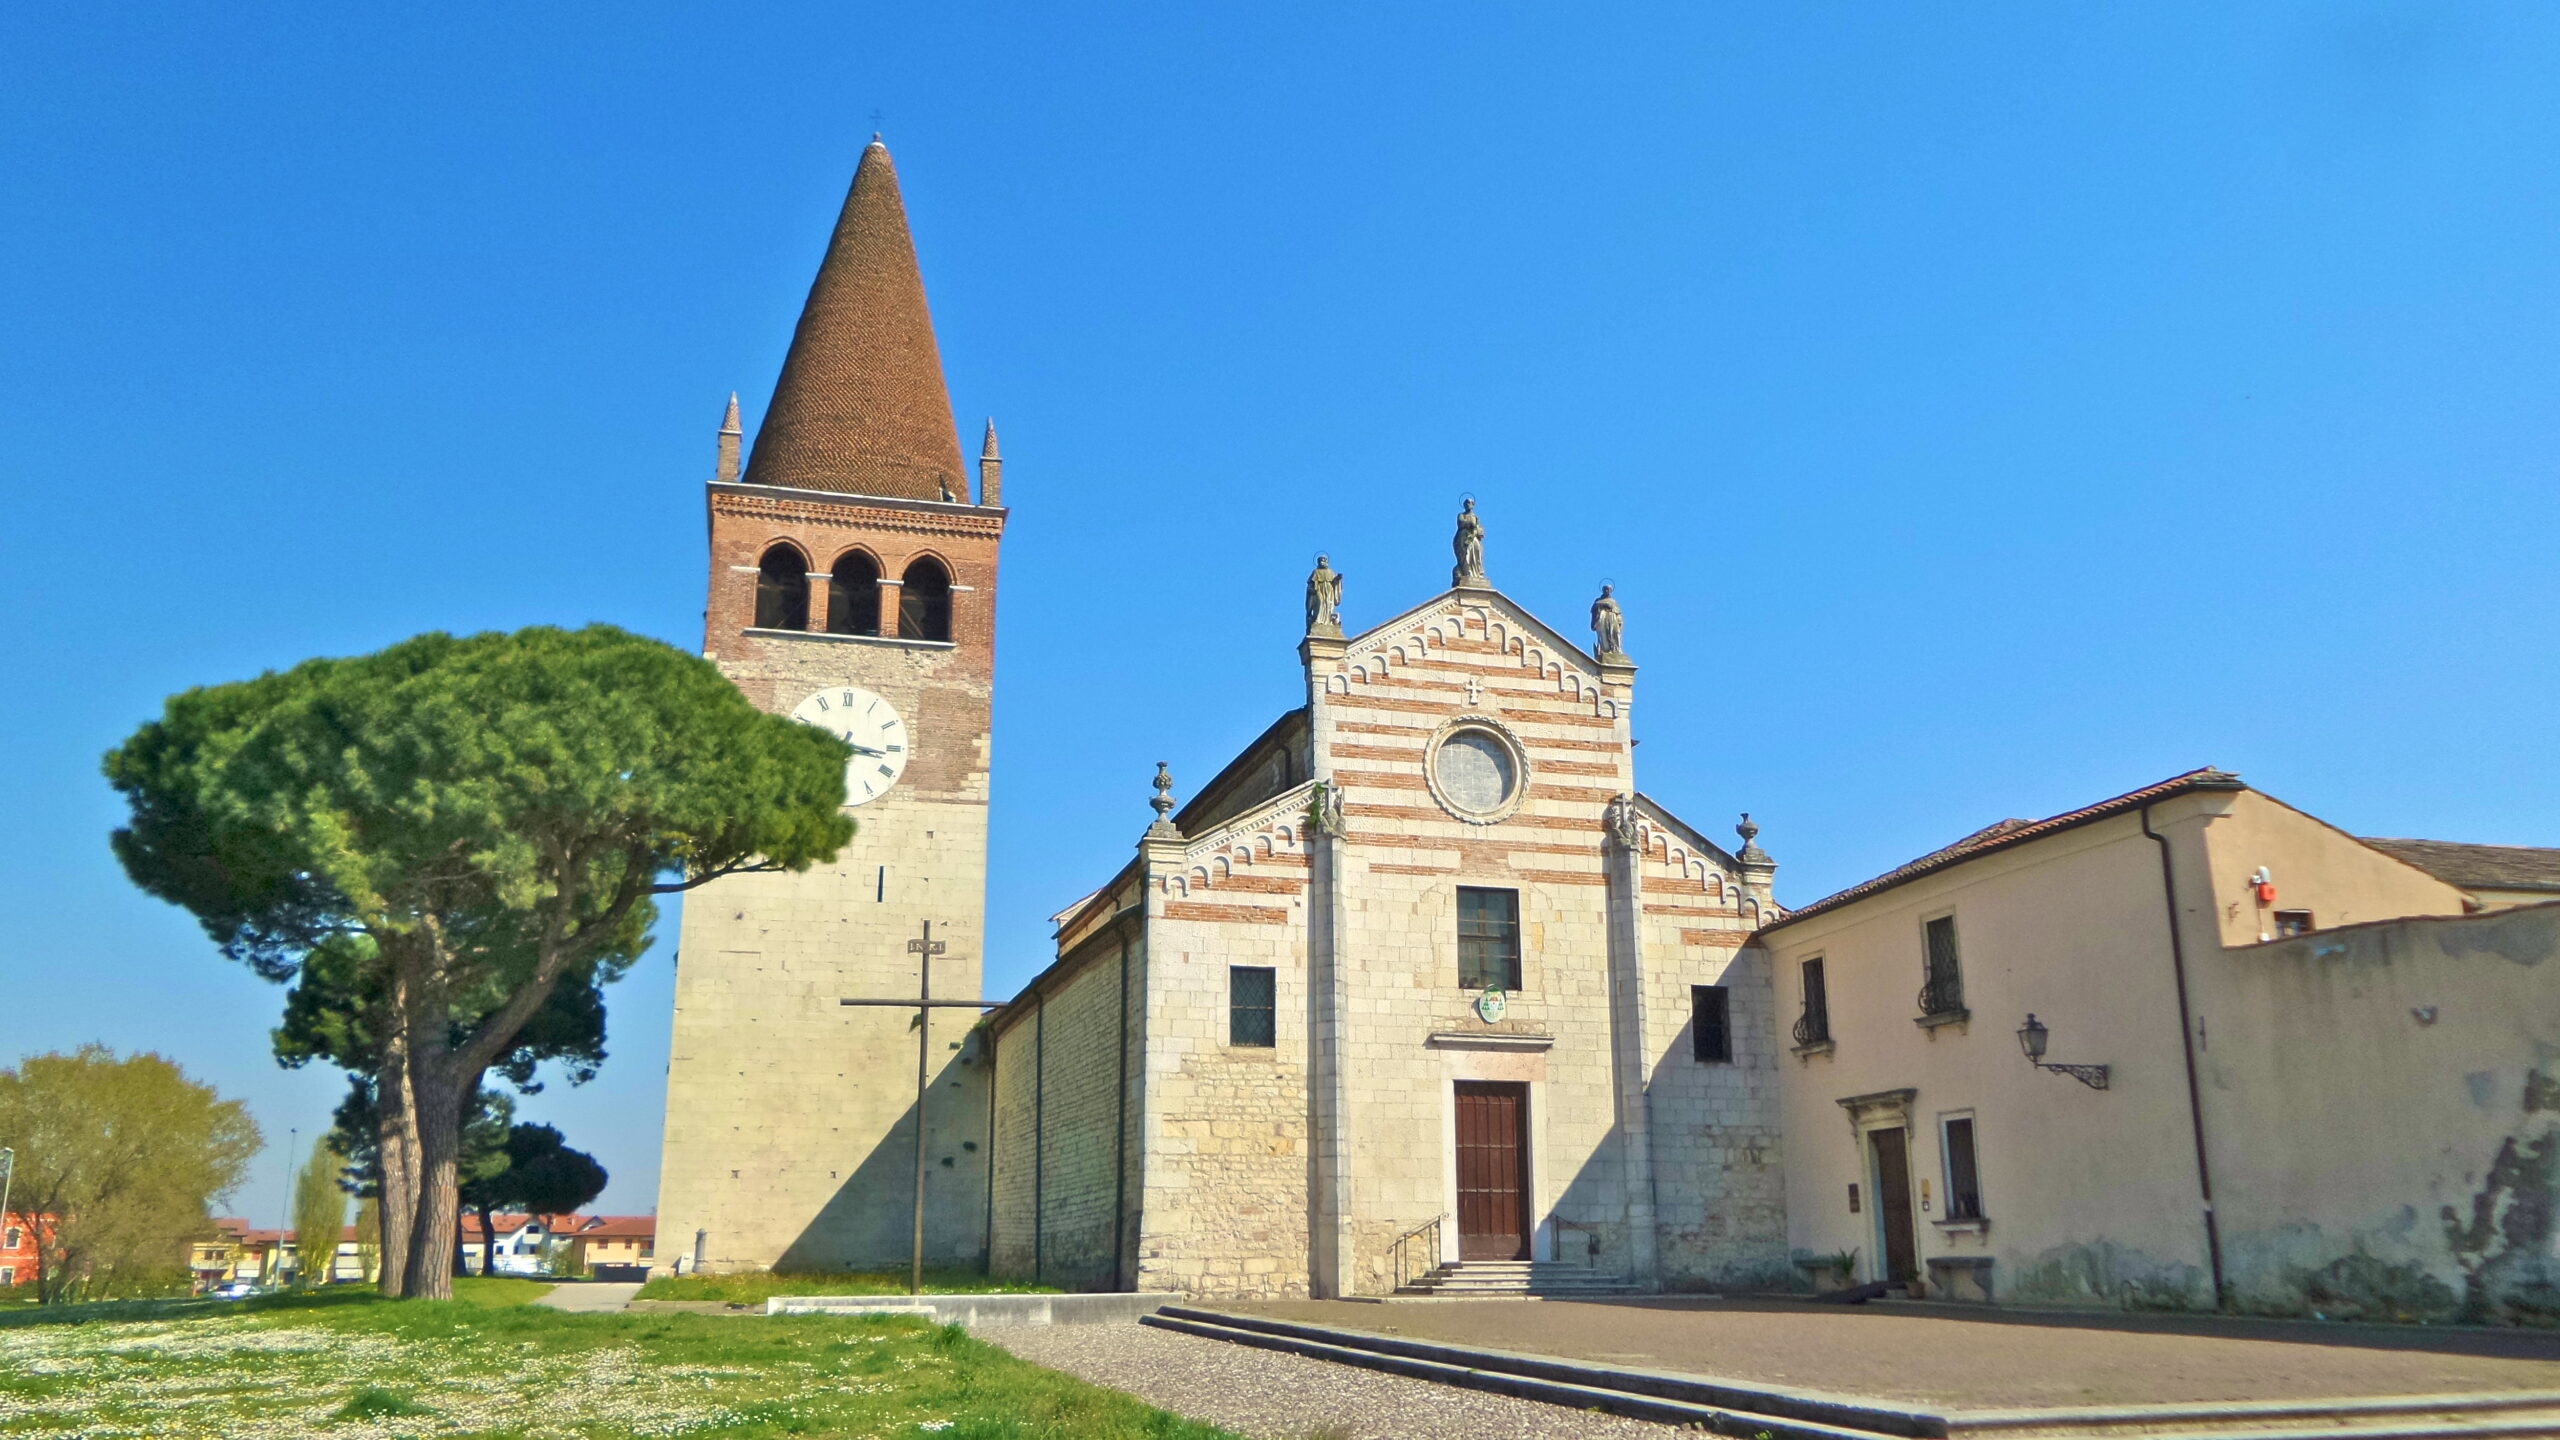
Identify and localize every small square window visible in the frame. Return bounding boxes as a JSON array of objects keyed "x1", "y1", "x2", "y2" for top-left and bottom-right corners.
[
  {"x1": 2274, "y1": 910, "x2": 2315, "y2": 937},
  {"x1": 1692, "y1": 985, "x2": 1733, "y2": 1063},
  {"x1": 1229, "y1": 966, "x2": 1276, "y2": 1047},
  {"x1": 1457, "y1": 887, "x2": 1522, "y2": 990}
]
